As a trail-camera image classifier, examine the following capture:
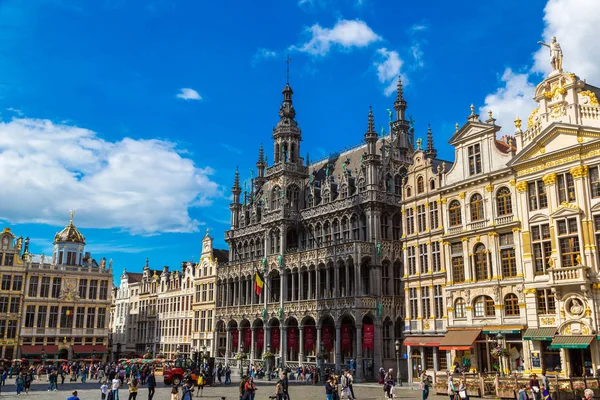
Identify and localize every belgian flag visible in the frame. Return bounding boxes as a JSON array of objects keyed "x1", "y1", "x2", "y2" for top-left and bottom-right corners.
[{"x1": 254, "y1": 269, "x2": 264, "y2": 296}]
